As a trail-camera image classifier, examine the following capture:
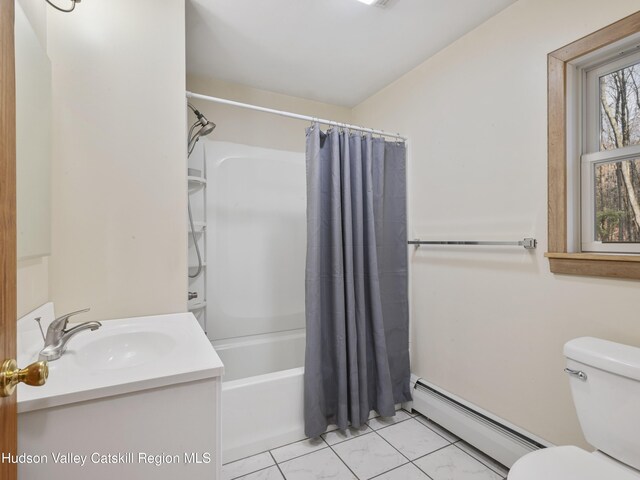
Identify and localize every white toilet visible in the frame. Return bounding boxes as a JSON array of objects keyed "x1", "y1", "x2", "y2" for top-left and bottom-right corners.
[{"x1": 509, "y1": 337, "x2": 640, "y2": 480}]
